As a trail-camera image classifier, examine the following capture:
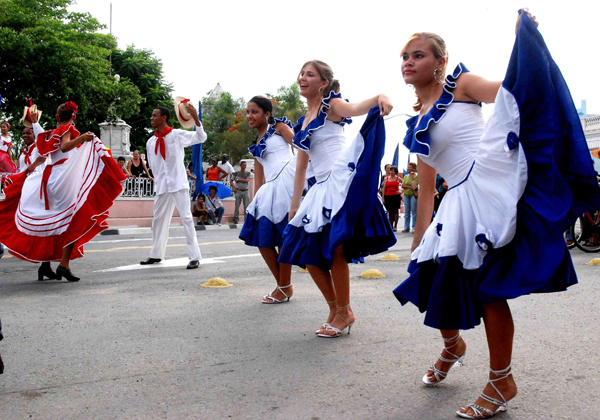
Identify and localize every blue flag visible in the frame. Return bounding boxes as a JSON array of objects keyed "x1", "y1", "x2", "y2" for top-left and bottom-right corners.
[
  {"x1": 191, "y1": 101, "x2": 203, "y2": 199},
  {"x1": 392, "y1": 143, "x2": 399, "y2": 167}
]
